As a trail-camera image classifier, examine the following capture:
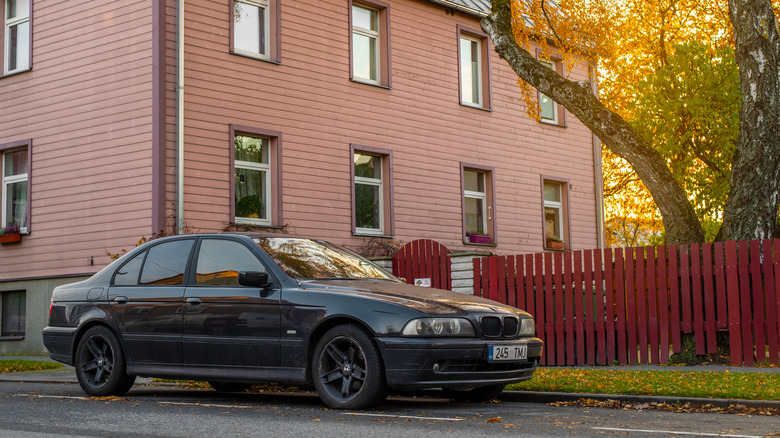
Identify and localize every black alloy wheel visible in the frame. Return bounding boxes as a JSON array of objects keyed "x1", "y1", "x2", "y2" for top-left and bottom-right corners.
[
  {"x1": 312, "y1": 325, "x2": 387, "y2": 409},
  {"x1": 75, "y1": 326, "x2": 136, "y2": 397}
]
